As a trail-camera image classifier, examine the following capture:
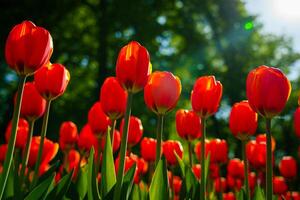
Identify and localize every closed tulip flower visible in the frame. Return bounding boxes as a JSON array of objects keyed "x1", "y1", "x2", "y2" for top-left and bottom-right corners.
[
  {"x1": 144, "y1": 71, "x2": 181, "y2": 115},
  {"x1": 101, "y1": 129, "x2": 121, "y2": 153},
  {"x1": 59, "y1": 121, "x2": 78, "y2": 151},
  {"x1": 223, "y1": 192, "x2": 236, "y2": 200},
  {"x1": 116, "y1": 41, "x2": 151, "y2": 93},
  {"x1": 227, "y1": 158, "x2": 244, "y2": 179},
  {"x1": 67, "y1": 149, "x2": 81, "y2": 178},
  {"x1": 214, "y1": 177, "x2": 227, "y2": 193},
  {"x1": 88, "y1": 102, "x2": 111, "y2": 137},
  {"x1": 175, "y1": 109, "x2": 201, "y2": 140},
  {"x1": 120, "y1": 116, "x2": 143, "y2": 147},
  {"x1": 34, "y1": 63, "x2": 70, "y2": 100},
  {"x1": 294, "y1": 107, "x2": 300, "y2": 138},
  {"x1": 194, "y1": 140, "x2": 209, "y2": 161},
  {"x1": 5, "y1": 118, "x2": 29, "y2": 149},
  {"x1": 77, "y1": 124, "x2": 98, "y2": 152},
  {"x1": 5, "y1": 20, "x2": 53, "y2": 76},
  {"x1": 19, "y1": 82, "x2": 46, "y2": 121},
  {"x1": 246, "y1": 65, "x2": 291, "y2": 118},
  {"x1": 140, "y1": 137, "x2": 157, "y2": 162},
  {"x1": 162, "y1": 140, "x2": 183, "y2": 166},
  {"x1": 273, "y1": 176, "x2": 288, "y2": 195},
  {"x1": 246, "y1": 140, "x2": 267, "y2": 170},
  {"x1": 191, "y1": 76, "x2": 223, "y2": 118},
  {"x1": 192, "y1": 164, "x2": 201, "y2": 180},
  {"x1": 229, "y1": 100, "x2": 258, "y2": 140},
  {"x1": 0, "y1": 145, "x2": 8, "y2": 163},
  {"x1": 172, "y1": 176, "x2": 182, "y2": 195},
  {"x1": 279, "y1": 156, "x2": 297, "y2": 179},
  {"x1": 100, "y1": 77, "x2": 128, "y2": 120},
  {"x1": 28, "y1": 136, "x2": 59, "y2": 168},
  {"x1": 256, "y1": 134, "x2": 276, "y2": 152}
]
